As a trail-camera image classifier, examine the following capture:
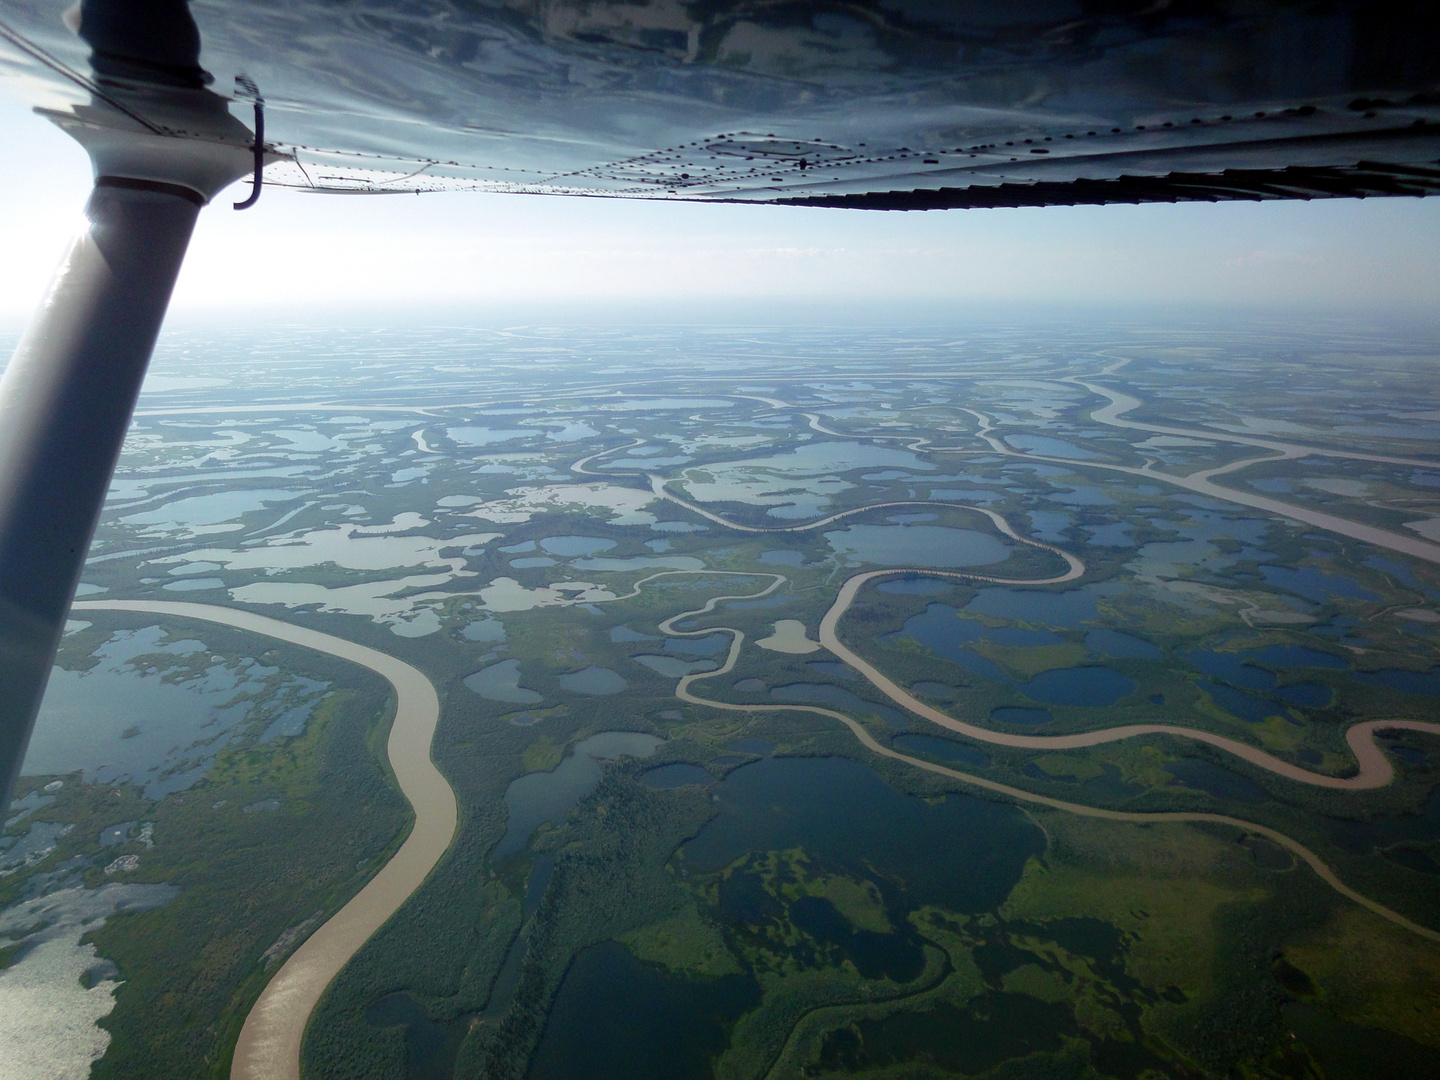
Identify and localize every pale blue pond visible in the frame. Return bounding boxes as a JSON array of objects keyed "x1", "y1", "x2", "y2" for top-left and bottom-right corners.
[
  {"x1": 610, "y1": 625, "x2": 657, "y2": 642},
  {"x1": 664, "y1": 634, "x2": 730, "y2": 656},
  {"x1": 558, "y1": 667, "x2": 628, "y2": 695},
  {"x1": 1004, "y1": 434, "x2": 1097, "y2": 459},
  {"x1": 1083, "y1": 522, "x2": 1136, "y2": 547},
  {"x1": 633, "y1": 655, "x2": 716, "y2": 678},
  {"x1": 759, "y1": 550, "x2": 805, "y2": 567},
  {"x1": 824, "y1": 525, "x2": 1009, "y2": 568},
  {"x1": 446, "y1": 427, "x2": 531, "y2": 446},
  {"x1": 119, "y1": 488, "x2": 300, "y2": 527},
  {"x1": 461, "y1": 618, "x2": 506, "y2": 643},
  {"x1": 1026, "y1": 510, "x2": 1073, "y2": 542},
  {"x1": 494, "y1": 732, "x2": 663, "y2": 859},
  {"x1": 511, "y1": 557, "x2": 557, "y2": 568},
  {"x1": 541, "y1": 535, "x2": 617, "y2": 556},
  {"x1": 23, "y1": 626, "x2": 327, "y2": 797},
  {"x1": 546, "y1": 423, "x2": 600, "y2": 442},
  {"x1": 161, "y1": 577, "x2": 225, "y2": 591},
  {"x1": 729, "y1": 441, "x2": 933, "y2": 475},
  {"x1": 464, "y1": 659, "x2": 542, "y2": 704},
  {"x1": 1047, "y1": 486, "x2": 1116, "y2": 506}
]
